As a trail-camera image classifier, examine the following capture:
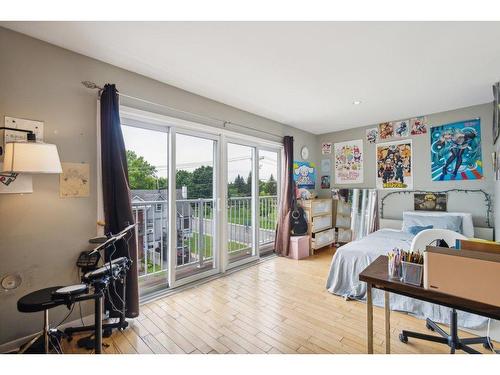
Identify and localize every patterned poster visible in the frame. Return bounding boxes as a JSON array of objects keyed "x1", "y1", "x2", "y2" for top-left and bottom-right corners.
[
  {"x1": 378, "y1": 122, "x2": 394, "y2": 140},
  {"x1": 334, "y1": 139, "x2": 364, "y2": 184},
  {"x1": 60, "y1": 162, "x2": 90, "y2": 198},
  {"x1": 366, "y1": 127, "x2": 378, "y2": 143},
  {"x1": 392, "y1": 120, "x2": 410, "y2": 138},
  {"x1": 376, "y1": 140, "x2": 413, "y2": 190},
  {"x1": 293, "y1": 161, "x2": 316, "y2": 189},
  {"x1": 410, "y1": 116, "x2": 428, "y2": 135},
  {"x1": 430, "y1": 118, "x2": 482, "y2": 181},
  {"x1": 321, "y1": 142, "x2": 332, "y2": 155}
]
